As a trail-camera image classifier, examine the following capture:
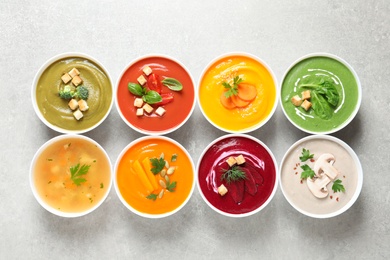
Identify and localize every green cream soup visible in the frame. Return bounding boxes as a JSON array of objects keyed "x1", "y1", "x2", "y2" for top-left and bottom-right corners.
[
  {"x1": 36, "y1": 57, "x2": 112, "y2": 131},
  {"x1": 281, "y1": 56, "x2": 359, "y2": 133}
]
